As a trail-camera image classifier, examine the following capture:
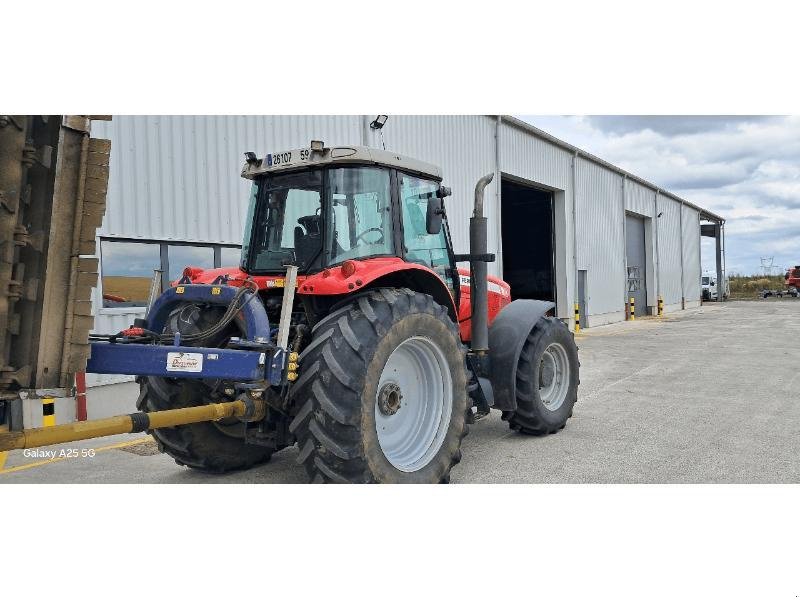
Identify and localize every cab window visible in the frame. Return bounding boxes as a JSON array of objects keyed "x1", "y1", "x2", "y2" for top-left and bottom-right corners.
[
  {"x1": 327, "y1": 167, "x2": 394, "y2": 264},
  {"x1": 399, "y1": 173, "x2": 455, "y2": 292}
]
